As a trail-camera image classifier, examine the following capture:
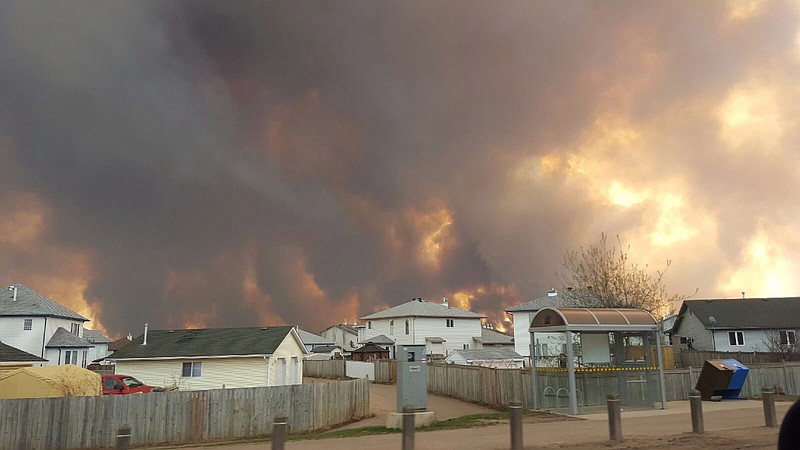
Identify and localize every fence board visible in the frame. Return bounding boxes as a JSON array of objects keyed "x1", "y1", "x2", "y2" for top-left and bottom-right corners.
[{"x1": 0, "y1": 378, "x2": 368, "y2": 450}]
